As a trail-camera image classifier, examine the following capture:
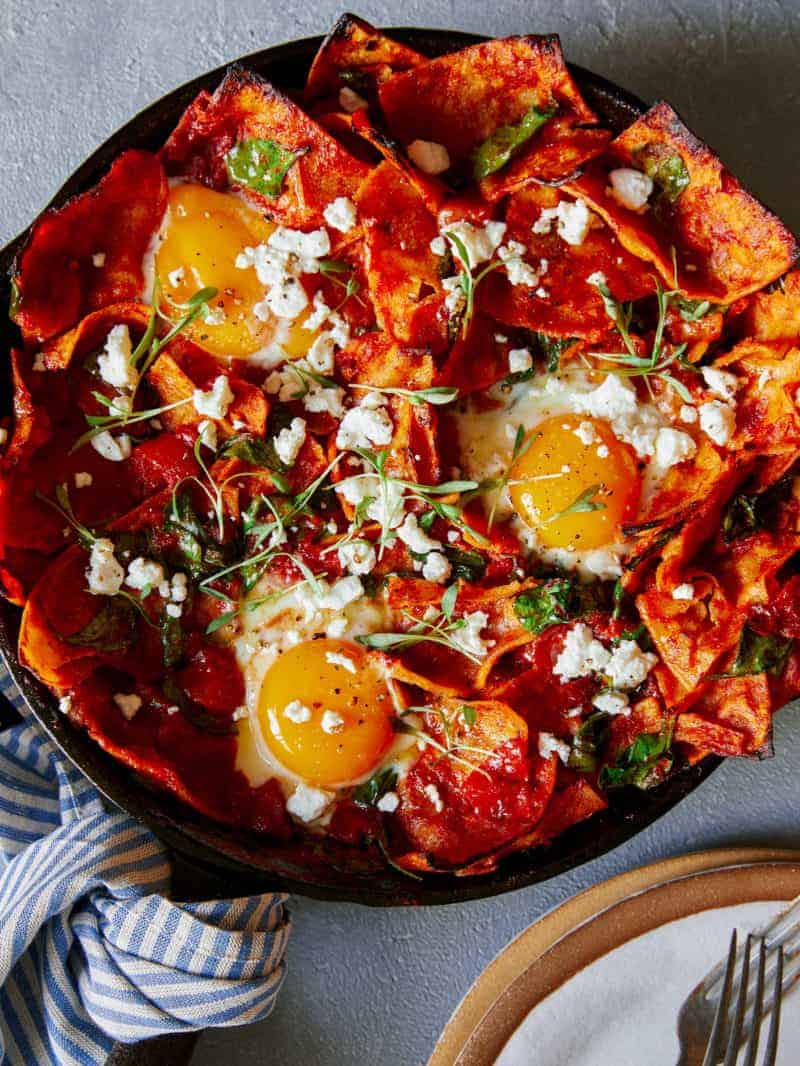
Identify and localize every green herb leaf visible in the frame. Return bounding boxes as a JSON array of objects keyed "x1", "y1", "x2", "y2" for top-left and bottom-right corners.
[
  {"x1": 352, "y1": 766, "x2": 398, "y2": 808},
  {"x1": 218, "y1": 433, "x2": 291, "y2": 493},
  {"x1": 226, "y1": 137, "x2": 306, "y2": 199},
  {"x1": 717, "y1": 625, "x2": 794, "y2": 679},
  {"x1": 472, "y1": 104, "x2": 556, "y2": 181},
  {"x1": 599, "y1": 727, "x2": 673, "y2": 790},
  {"x1": 63, "y1": 598, "x2": 137, "y2": 652},
  {"x1": 535, "y1": 332, "x2": 576, "y2": 374},
  {"x1": 446, "y1": 548, "x2": 486, "y2": 583},
  {"x1": 441, "y1": 583, "x2": 458, "y2": 619},
  {"x1": 568, "y1": 711, "x2": 608, "y2": 773},
  {"x1": 161, "y1": 614, "x2": 185, "y2": 668},
  {"x1": 548, "y1": 484, "x2": 606, "y2": 523},
  {"x1": 637, "y1": 145, "x2": 690, "y2": 202},
  {"x1": 9, "y1": 278, "x2": 20, "y2": 322},
  {"x1": 514, "y1": 578, "x2": 579, "y2": 635},
  {"x1": 678, "y1": 297, "x2": 720, "y2": 322},
  {"x1": 461, "y1": 705, "x2": 477, "y2": 727},
  {"x1": 720, "y1": 478, "x2": 793, "y2": 544}
]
